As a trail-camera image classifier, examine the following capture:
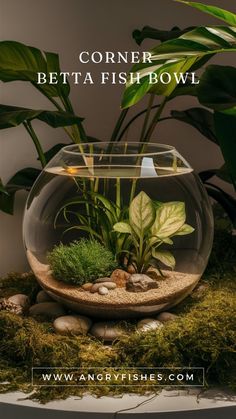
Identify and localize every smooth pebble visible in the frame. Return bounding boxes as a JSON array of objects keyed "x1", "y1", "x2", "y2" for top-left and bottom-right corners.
[
  {"x1": 29, "y1": 302, "x2": 66, "y2": 319},
  {"x1": 137, "y1": 318, "x2": 163, "y2": 332},
  {"x1": 53, "y1": 315, "x2": 92, "y2": 335}
]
